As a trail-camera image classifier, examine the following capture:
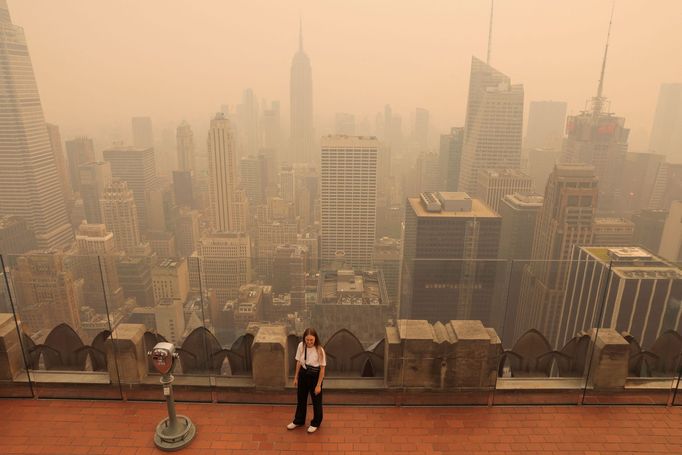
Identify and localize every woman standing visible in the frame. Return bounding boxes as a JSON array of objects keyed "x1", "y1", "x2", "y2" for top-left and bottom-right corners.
[{"x1": 286, "y1": 328, "x2": 326, "y2": 433}]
